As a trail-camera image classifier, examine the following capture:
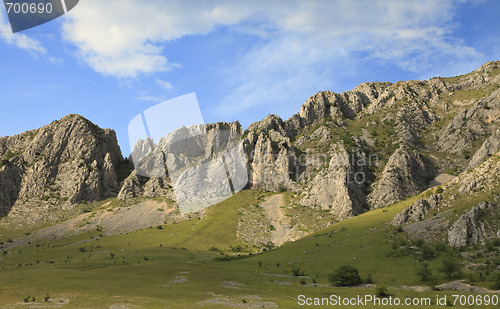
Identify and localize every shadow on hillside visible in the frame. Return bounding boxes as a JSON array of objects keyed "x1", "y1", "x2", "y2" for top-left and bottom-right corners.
[{"x1": 0, "y1": 165, "x2": 23, "y2": 218}]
